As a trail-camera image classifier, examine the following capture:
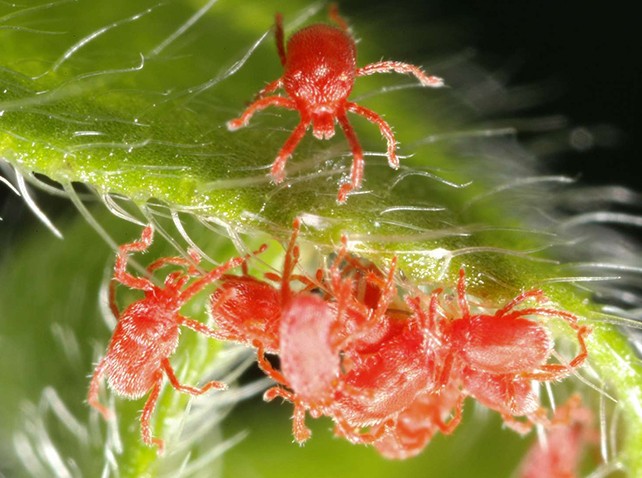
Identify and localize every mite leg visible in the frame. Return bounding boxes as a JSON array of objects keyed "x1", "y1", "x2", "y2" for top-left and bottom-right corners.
[
  {"x1": 356, "y1": 61, "x2": 444, "y2": 87},
  {"x1": 270, "y1": 117, "x2": 311, "y2": 183},
  {"x1": 146, "y1": 254, "x2": 199, "y2": 275},
  {"x1": 279, "y1": 218, "x2": 301, "y2": 301},
  {"x1": 495, "y1": 289, "x2": 548, "y2": 316},
  {"x1": 178, "y1": 255, "x2": 245, "y2": 303},
  {"x1": 162, "y1": 358, "x2": 227, "y2": 394},
  {"x1": 334, "y1": 415, "x2": 391, "y2": 445},
  {"x1": 87, "y1": 358, "x2": 112, "y2": 420},
  {"x1": 140, "y1": 372, "x2": 165, "y2": 452},
  {"x1": 253, "y1": 339, "x2": 288, "y2": 385},
  {"x1": 346, "y1": 102, "x2": 398, "y2": 169},
  {"x1": 114, "y1": 226, "x2": 155, "y2": 291},
  {"x1": 336, "y1": 113, "x2": 364, "y2": 203},
  {"x1": 179, "y1": 244, "x2": 267, "y2": 303},
  {"x1": 255, "y1": 78, "x2": 283, "y2": 100},
  {"x1": 456, "y1": 268, "x2": 471, "y2": 319},
  {"x1": 264, "y1": 386, "x2": 312, "y2": 443},
  {"x1": 436, "y1": 394, "x2": 465, "y2": 435},
  {"x1": 328, "y1": 3, "x2": 349, "y2": 31},
  {"x1": 180, "y1": 315, "x2": 227, "y2": 341},
  {"x1": 227, "y1": 96, "x2": 296, "y2": 131},
  {"x1": 371, "y1": 256, "x2": 398, "y2": 324},
  {"x1": 501, "y1": 413, "x2": 536, "y2": 435}
]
